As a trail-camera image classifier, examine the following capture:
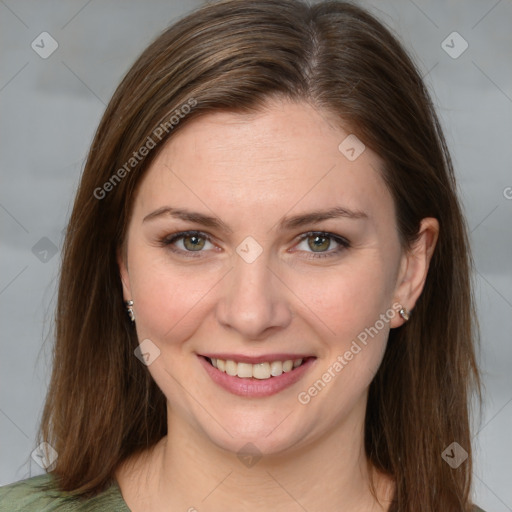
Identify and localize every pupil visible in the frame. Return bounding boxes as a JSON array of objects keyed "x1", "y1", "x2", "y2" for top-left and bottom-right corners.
[
  {"x1": 184, "y1": 235, "x2": 205, "y2": 251},
  {"x1": 308, "y1": 235, "x2": 330, "y2": 252}
]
